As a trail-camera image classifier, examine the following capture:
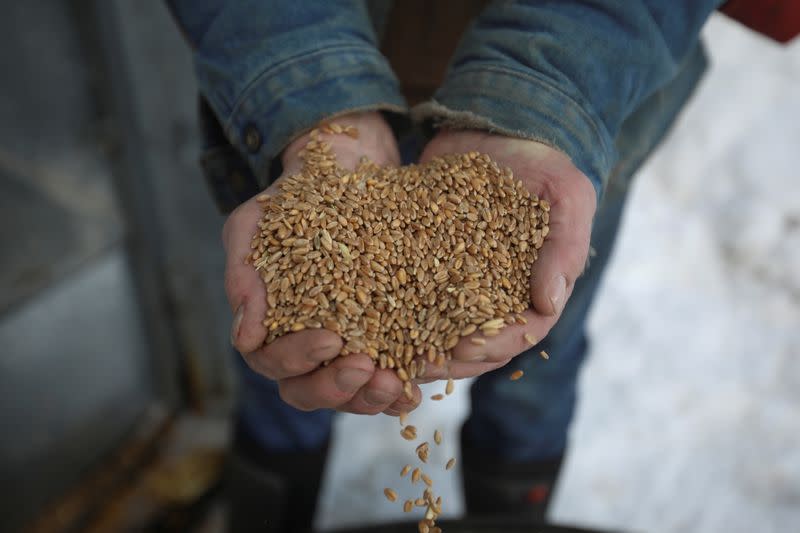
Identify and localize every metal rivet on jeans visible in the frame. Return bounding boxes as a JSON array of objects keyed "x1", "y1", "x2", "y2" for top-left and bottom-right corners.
[{"x1": 244, "y1": 125, "x2": 261, "y2": 153}]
